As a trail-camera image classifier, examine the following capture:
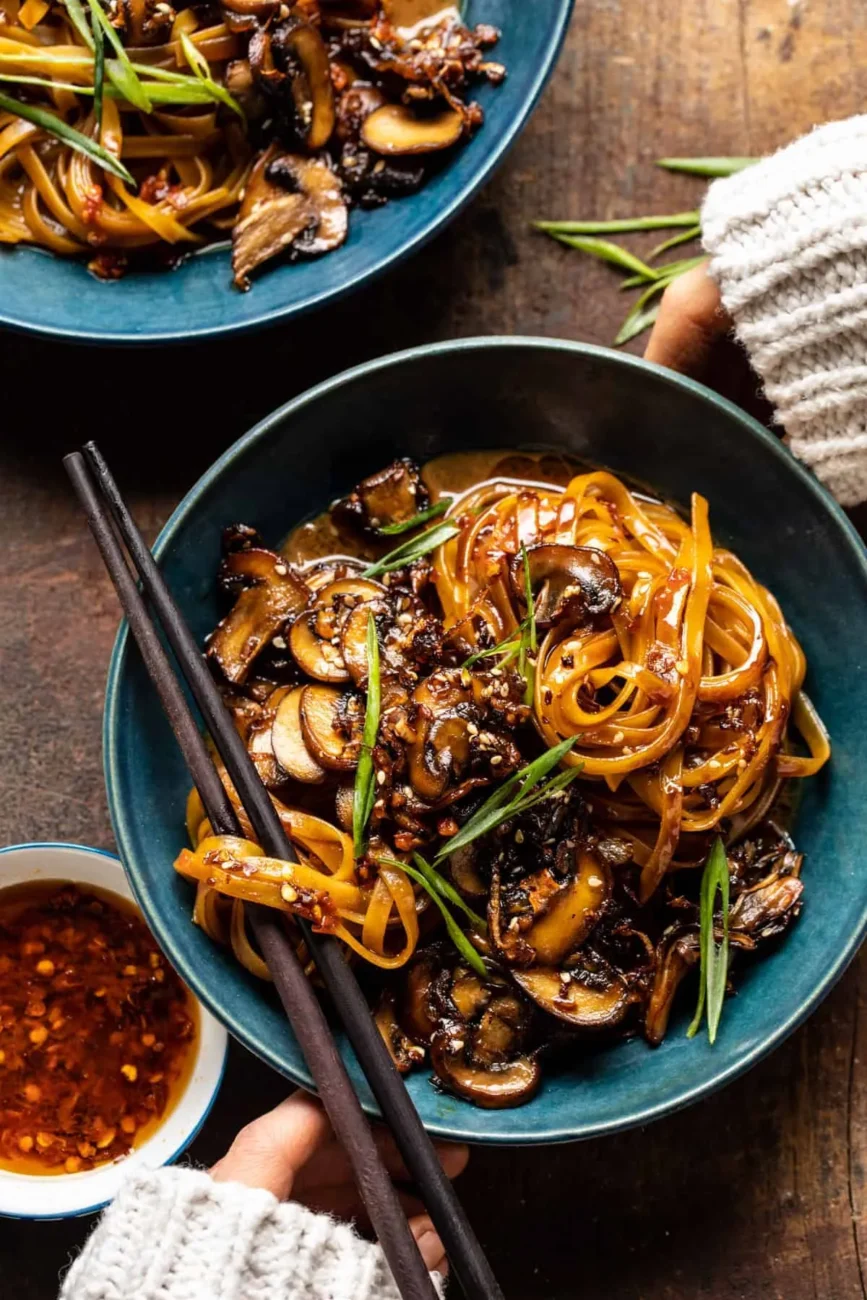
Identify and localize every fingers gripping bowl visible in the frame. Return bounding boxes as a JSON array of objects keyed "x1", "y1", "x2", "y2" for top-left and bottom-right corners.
[{"x1": 105, "y1": 338, "x2": 867, "y2": 1144}]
